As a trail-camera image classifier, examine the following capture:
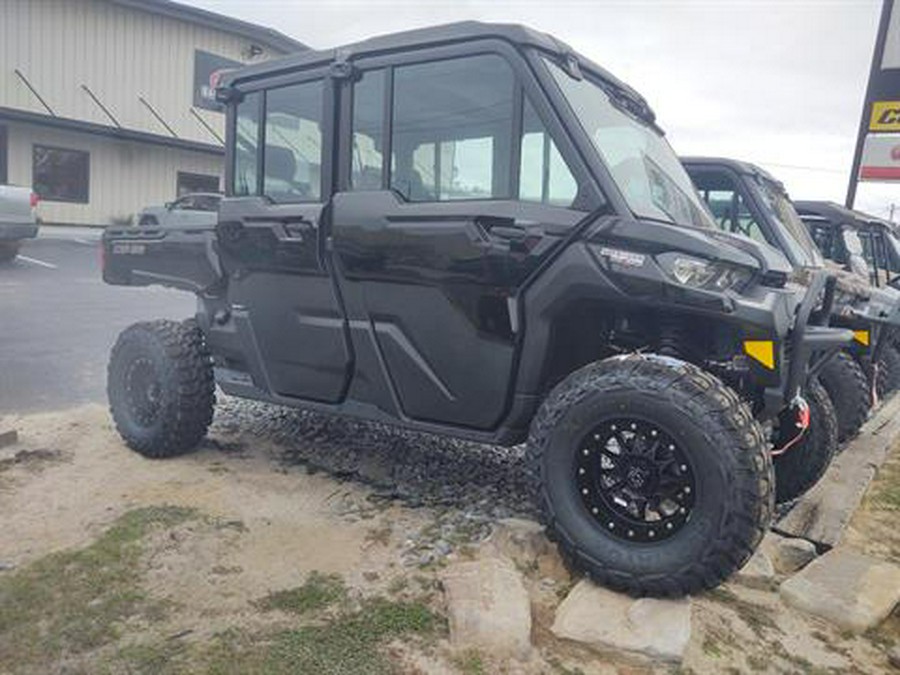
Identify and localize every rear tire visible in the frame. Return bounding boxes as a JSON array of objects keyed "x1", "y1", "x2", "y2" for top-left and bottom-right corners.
[
  {"x1": 817, "y1": 351, "x2": 869, "y2": 443},
  {"x1": 526, "y1": 354, "x2": 773, "y2": 597},
  {"x1": 773, "y1": 378, "x2": 837, "y2": 504},
  {"x1": 0, "y1": 241, "x2": 21, "y2": 263},
  {"x1": 108, "y1": 319, "x2": 215, "y2": 458}
]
